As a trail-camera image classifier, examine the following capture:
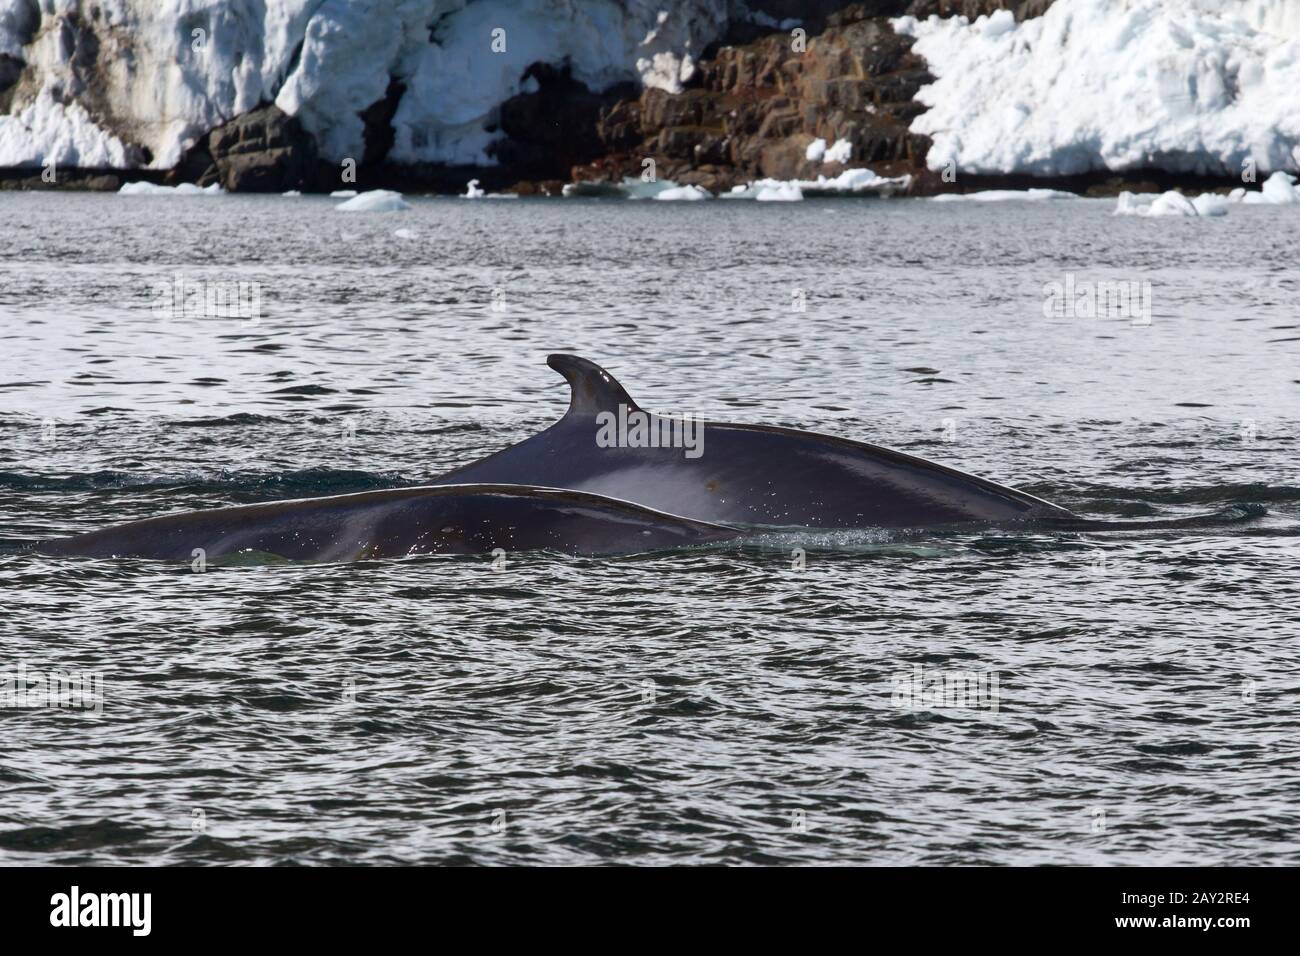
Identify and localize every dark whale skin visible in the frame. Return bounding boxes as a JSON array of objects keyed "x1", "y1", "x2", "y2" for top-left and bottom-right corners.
[
  {"x1": 431, "y1": 354, "x2": 1075, "y2": 530},
  {"x1": 32, "y1": 484, "x2": 738, "y2": 561}
]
